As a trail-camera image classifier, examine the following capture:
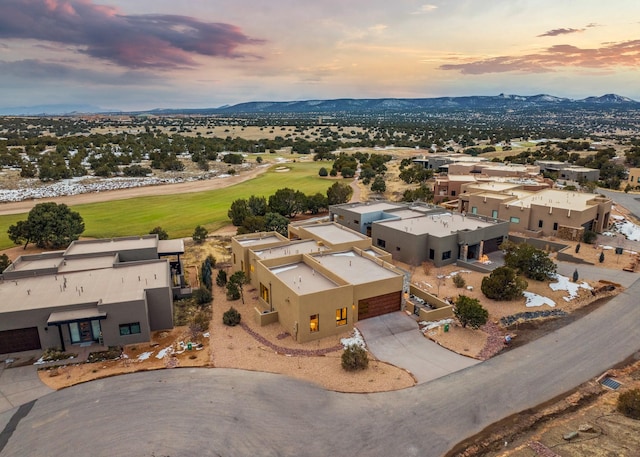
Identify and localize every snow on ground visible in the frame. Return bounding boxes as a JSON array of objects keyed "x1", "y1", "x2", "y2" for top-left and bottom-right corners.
[
  {"x1": 341, "y1": 328, "x2": 366, "y2": 350},
  {"x1": 549, "y1": 274, "x2": 592, "y2": 302},
  {"x1": 613, "y1": 219, "x2": 640, "y2": 241},
  {"x1": 445, "y1": 270, "x2": 471, "y2": 278},
  {"x1": 524, "y1": 291, "x2": 556, "y2": 308},
  {"x1": 156, "y1": 346, "x2": 173, "y2": 359},
  {"x1": 137, "y1": 351, "x2": 153, "y2": 361},
  {"x1": 419, "y1": 318, "x2": 454, "y2": 333}
]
